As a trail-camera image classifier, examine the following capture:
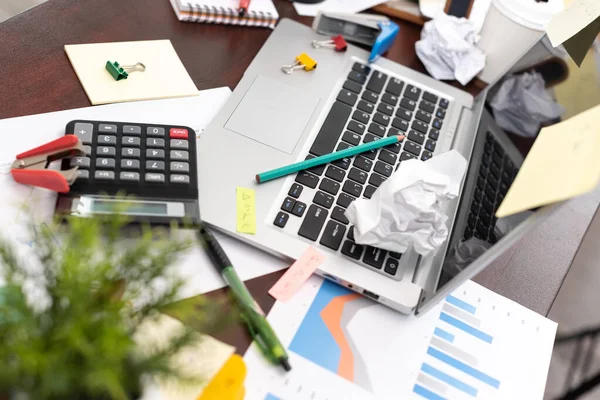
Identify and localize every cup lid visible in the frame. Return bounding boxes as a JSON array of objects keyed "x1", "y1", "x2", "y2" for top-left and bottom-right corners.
[{"x1": 493, "y1": 0, "x2": 564, "y2": 31}]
